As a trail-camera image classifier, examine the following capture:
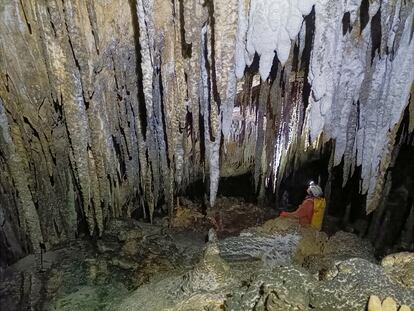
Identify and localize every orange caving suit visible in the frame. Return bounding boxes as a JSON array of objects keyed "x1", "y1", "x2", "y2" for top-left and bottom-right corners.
[{"x1": 280, "y1": 197, "x2": 326, "y2": 230}]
